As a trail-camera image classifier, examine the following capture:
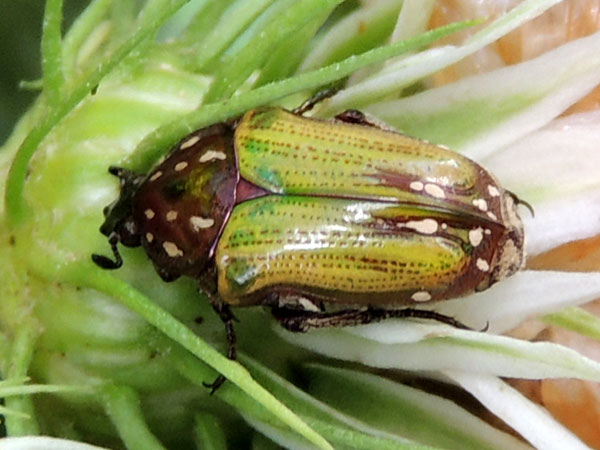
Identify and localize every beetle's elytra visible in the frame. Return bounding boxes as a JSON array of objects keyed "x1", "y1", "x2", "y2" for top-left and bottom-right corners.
[{"x1": 93, "y1": 100, "x2": 526, "y2": 388}]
